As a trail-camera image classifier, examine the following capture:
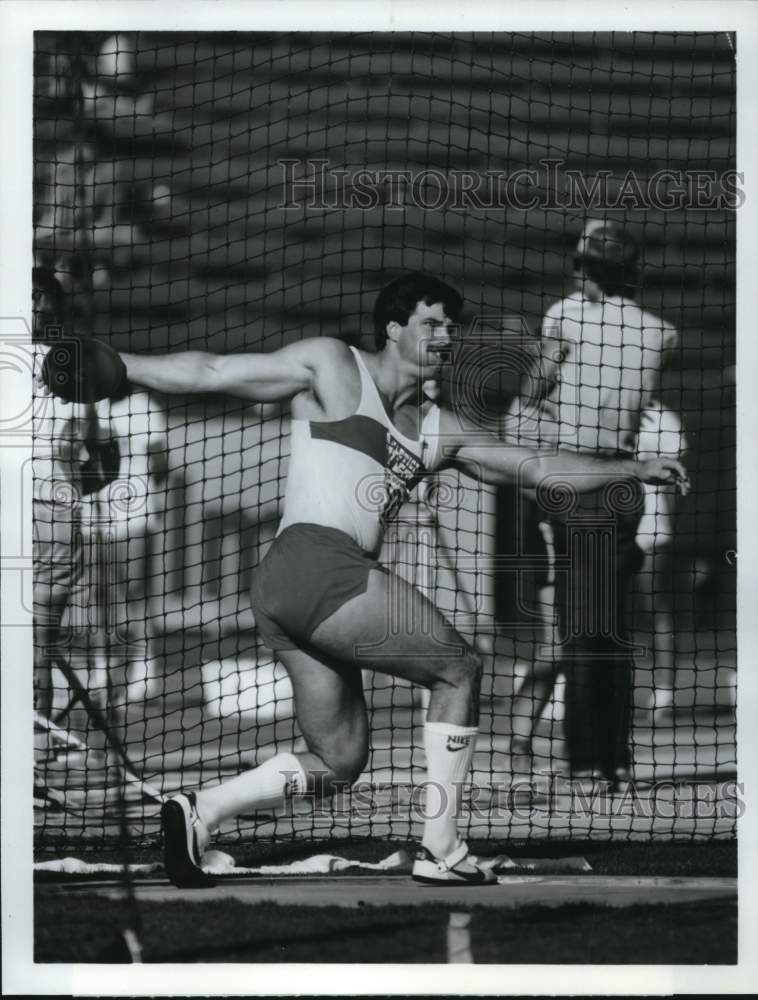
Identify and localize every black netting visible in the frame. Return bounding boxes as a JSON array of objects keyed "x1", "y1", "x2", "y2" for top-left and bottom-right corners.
[{"x1": 33, "y1": 31, "x2": 737, "y2": 850}]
